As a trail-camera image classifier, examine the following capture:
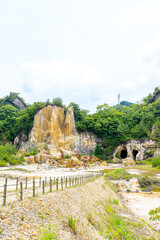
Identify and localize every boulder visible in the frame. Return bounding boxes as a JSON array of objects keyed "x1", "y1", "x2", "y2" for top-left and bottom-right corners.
[
  {"x1": 65, "y1": 160, "x2": 73, "y2": 168},
  {"x1": 123, "y1": 157, "x2": 136, "y2": 166},
  {"x1": 35, "y1": 154, "x2": 41, "y2": 164},
  {"x1": 73, "y1": 153, "x2": 81, "y2": 160},
  {"x1": 100, "y1": 161, "x2": 107, "y2": 166},
  {"x1": 153, "y1": 148, "x2": 160, "y2": 157},
  {"x1": 70, "y1": 156, "x2": 81, "y2": 166},
  {"x1": 81, "y1": 155, "x2": 90, "y2": 163},
  {"x1": 57, "y1": 159, "x2": 66, "y2": 165},
  {"x1": 112, "y1": 157, "x2": 120, "y2": 163},
  {"x1": 25, "y1": 156, "x2": 35, "y2": 164},
  {"x1": 18, "y1": 149, "x2": 26, "y2": 155},
  {"x1": 90, "y1": 155, "x2": 100, "y2": 163}
]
